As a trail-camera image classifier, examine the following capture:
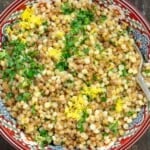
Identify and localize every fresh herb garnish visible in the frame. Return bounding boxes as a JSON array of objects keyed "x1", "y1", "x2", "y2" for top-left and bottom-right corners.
[
  {"x1": 77, "y1": 110, "x2": 89, "y2": 132},
  {"x1": 109, "y1": 121, "x2": 118, "y2": 134},
  {"x1": 0, "y1": 51, "x2": 7, "y2": 60},
  {"x1": 56, "y1": 10, "x2": 94, "y2": 71},
  {"x1": 1, "y1": 40, "x2": 43, "y2": 81},
  {"x1": 19, "y1": 79, "x2": 31, "y2": 88},
  {"x1": 83, "y1": 48, "x2": 90, "y2": 55},
  {"x1": 102, "y1": 132, "x2": 109, "y2": 137},
  {"x1": 100, "y1": 15, "x2": 107, "y2": 23},
  {"x1": 42, "y1": 21, "x2": 48, "y2": 26},
  {"x1": 36, "y1": 128, "x2": 52, "y2": 147},
  {"x1": 16, "y1": 92, "x2": 31, "y2": 102},
  {"x1": 126, "y1": 111, "x2": 134, "y2": 117},
  {"x1": 31, "y1": 105, "x2": 36, "y2": 114},
  {"x1": 119, "y1": 63, "x2": 129, "y2": 77},
  {"x1": 55, "y1": 61, "x2": 68, "y2": 71},
  {"x1": 39, "y1": 129, "x2": 49, "y2": 137},
  {"x1": 95, "y1": 43, "x2": 104, "y2": 52},
  {"x1": 6, "y1": 92, "x2": 14, "y2": 99},
  {"x1": 101, "y1": 96, "x2": 107, "y2": 102},
  {"x1": 117, "y1": 30, "x2": 128, "y2": 36},
  {"x1": 61, "y1": 2, "x2": 75, "y2": 15},
  {"x1": 92, "y1": 74, "x2": 97, "y2": 81},
  {"x1": 71, "y1": 10, "x2": 94, "y2": 31}
]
